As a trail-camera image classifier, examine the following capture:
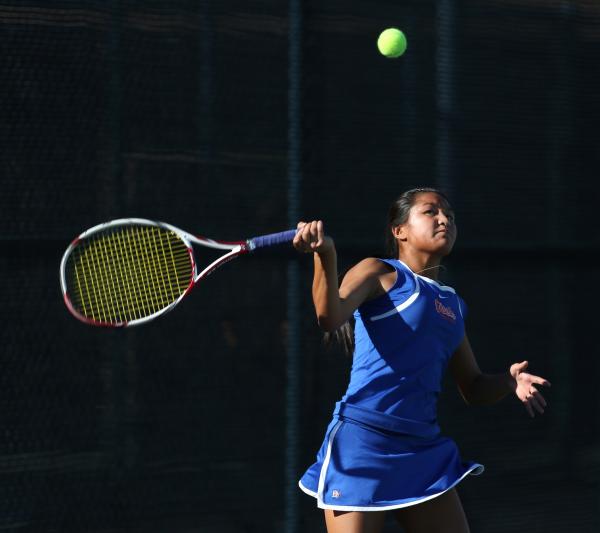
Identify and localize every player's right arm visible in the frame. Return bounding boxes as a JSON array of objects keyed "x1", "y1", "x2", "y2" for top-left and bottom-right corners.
[{"x1": 293, "y1": 221, "x2": 387, "y2": 331}]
